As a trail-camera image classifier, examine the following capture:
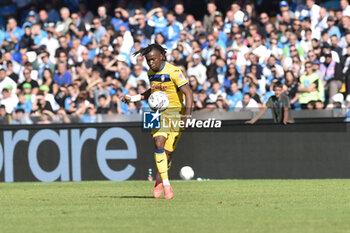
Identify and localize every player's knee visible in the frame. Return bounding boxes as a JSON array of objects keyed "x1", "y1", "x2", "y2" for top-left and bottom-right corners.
[{"x1": 154, "y1": 140, "x2": 165, "y2": 150}]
